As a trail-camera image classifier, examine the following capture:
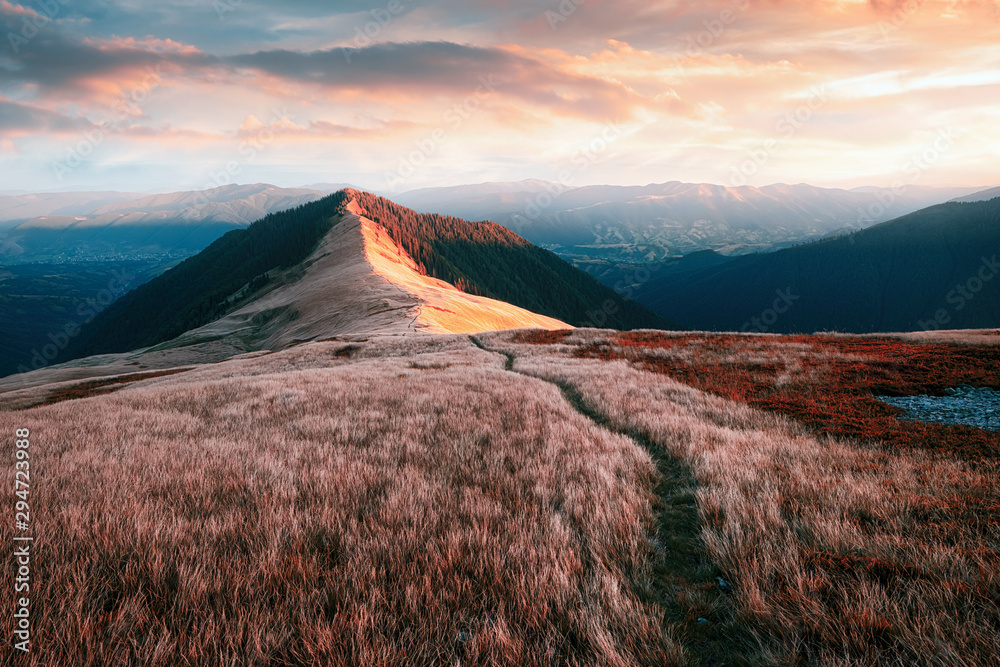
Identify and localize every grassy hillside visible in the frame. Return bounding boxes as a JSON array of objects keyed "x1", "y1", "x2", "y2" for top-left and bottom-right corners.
[
  {"x1": 499, "y1": 329, "x2": 1000, "y2": 665},
  {"x1": 1, "y1": 338, "x2": 686, "y2": 665},
  {"x1": 350, "y1": 191, "x2": 673, "y2": 331},
  {"x1": 4, "y1": 330, "x2": 999, "y2": 665},
  {"x1": 59, "y1": 192, "x2": 347, "y2": 360},
  {"x1": 635, "y1": 198, "x2": 1000, "y2": 333}
]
